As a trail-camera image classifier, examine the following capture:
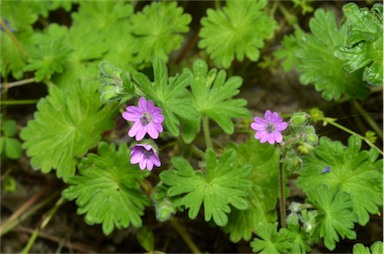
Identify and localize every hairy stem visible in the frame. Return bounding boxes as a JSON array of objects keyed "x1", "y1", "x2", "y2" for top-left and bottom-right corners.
[
  {"x1": 202, "y1": 116, "x2": 213, "y2": 149},
  {"x1": 323, "y1": 117, "x2": 383, "y2": 156},
  {"x1": 278, "y1": 160, "x2": 287, "y2": 228},
  {"x1": 170, "y1": 218, "x2": 201, "y2": 254}
]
